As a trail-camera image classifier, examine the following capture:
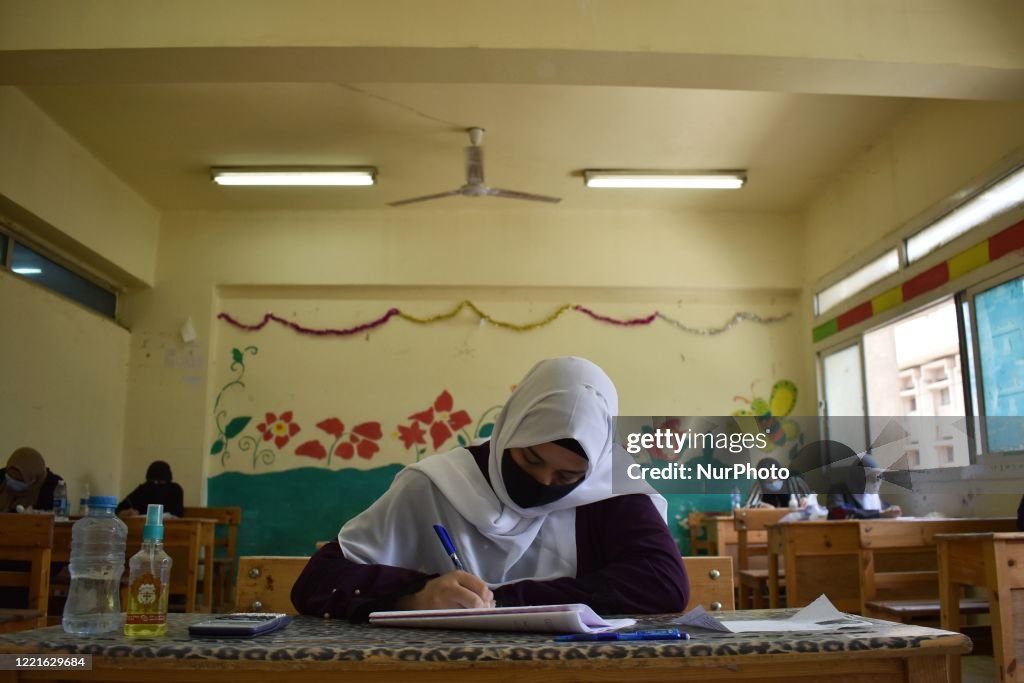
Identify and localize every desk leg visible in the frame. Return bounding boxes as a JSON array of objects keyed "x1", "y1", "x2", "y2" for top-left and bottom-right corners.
[
  {"x1": 987, "y1": 541, "x2": 1015, "y2": 683},
  {"x1": 907, "y1": 655, "x2": 949, "y2": 683},
  {"x1": 938, "y1": 540, "x2": 963, "y2": 683},
  {"x1": 202, "y1": 532, "x2": 214, "y2": 613},
  {"x1": 768, "y1": 552, "x2": 779, "y2": 608}
]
